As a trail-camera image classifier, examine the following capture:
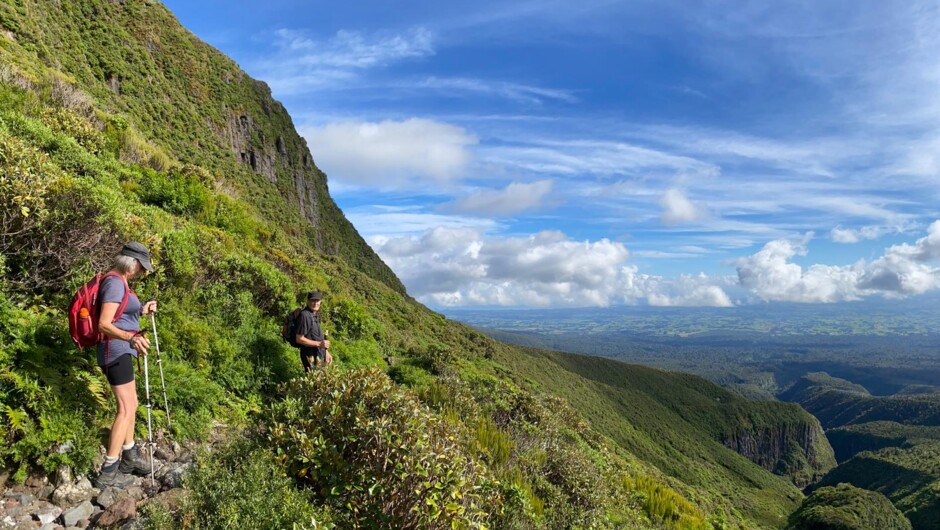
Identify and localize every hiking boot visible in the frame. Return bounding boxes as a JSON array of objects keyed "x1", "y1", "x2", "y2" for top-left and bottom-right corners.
[
  {"x1": 119, "y1": 445, "x2": 151, "y2": 475},
  {"x1": 95, "y1": 460, "x2": 134, "y2": 489}
]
